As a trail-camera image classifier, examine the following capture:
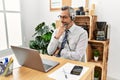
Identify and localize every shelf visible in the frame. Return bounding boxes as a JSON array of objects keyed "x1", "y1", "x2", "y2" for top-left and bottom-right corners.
[
  {"x1": 75, "y1": 15, "x2": 109, "y2": 80},
  {"x1": 75, "y1": 15, "x2": 97, "y2": 17},
  {"x1": 88, "y1": 60, "x2": 103, "y2": 68},
  {"x1": 75, "y1": 22, "x2": 90, "y2": 26},
  {"x1": 88, "y1": 39, "x2": 109, "y2": 44},
  {"x1": 75, "y1": 15, "x2": 90, "y2": 23},
  {"x1": 75, "y1": 15, "x2": 97, "y2": 40}
]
